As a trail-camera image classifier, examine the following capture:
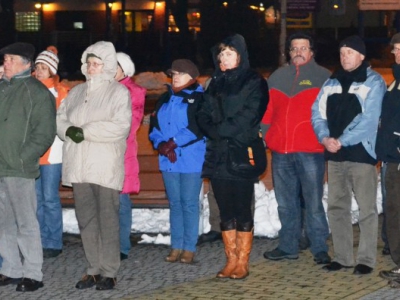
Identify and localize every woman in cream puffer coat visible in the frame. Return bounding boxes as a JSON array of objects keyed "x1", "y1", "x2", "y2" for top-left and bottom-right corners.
[{"x1": 57, "y1": 41, "x2": 131, "y2": 290}]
